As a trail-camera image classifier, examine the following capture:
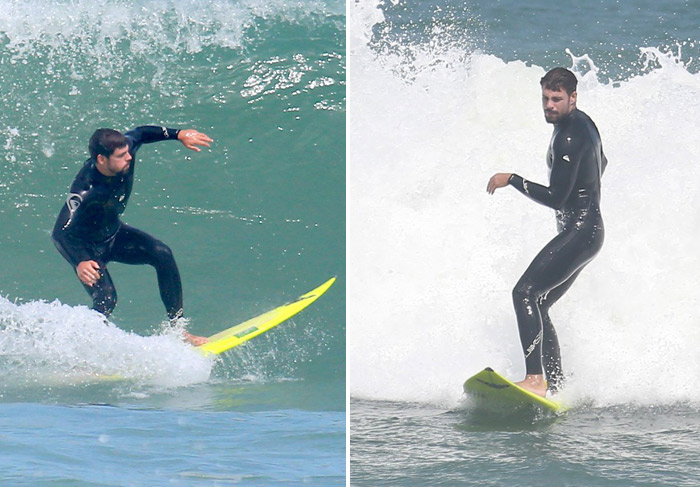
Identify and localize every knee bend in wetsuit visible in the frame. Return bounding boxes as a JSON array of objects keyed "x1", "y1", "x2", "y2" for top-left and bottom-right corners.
[
  {"x1": 54, "y1": 223, "x2": 183, "y2": 320},
  {"x1": 109, "y1": 225, "x2": 183, "y2": 320}
]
